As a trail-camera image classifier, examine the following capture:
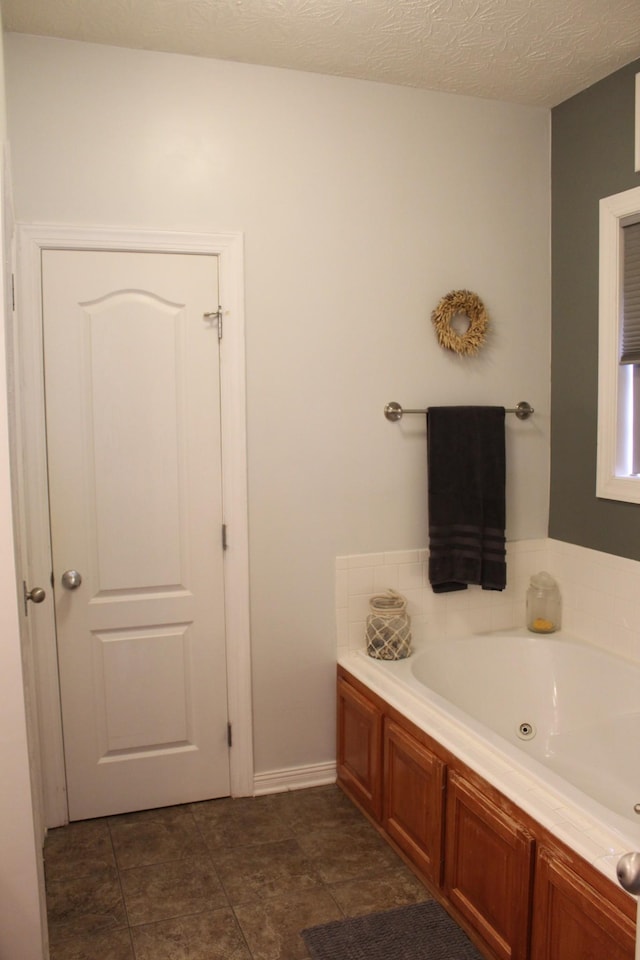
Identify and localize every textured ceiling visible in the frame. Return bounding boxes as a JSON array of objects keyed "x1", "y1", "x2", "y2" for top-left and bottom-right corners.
[{"x1": 3, "y1": 0, "x2": 640, "y2": 107}]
